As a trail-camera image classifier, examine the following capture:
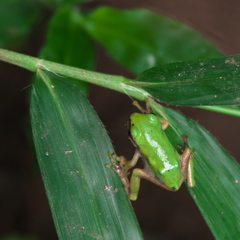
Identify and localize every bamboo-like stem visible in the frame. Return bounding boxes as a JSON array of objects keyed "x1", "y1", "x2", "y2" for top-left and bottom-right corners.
[{"x1": 0, "y1": 48, "x2": 149, "y2": 100}]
